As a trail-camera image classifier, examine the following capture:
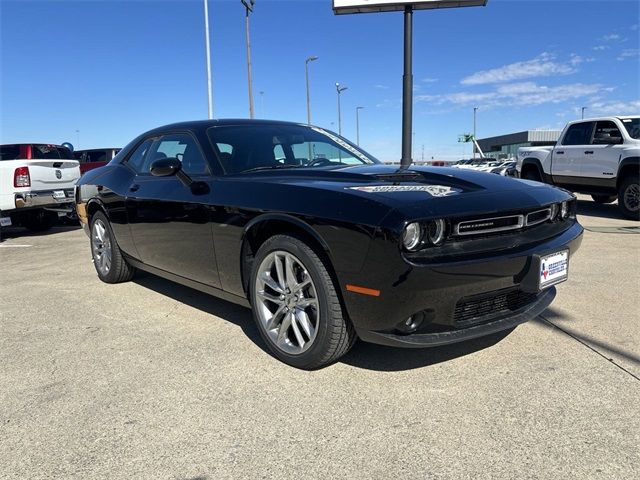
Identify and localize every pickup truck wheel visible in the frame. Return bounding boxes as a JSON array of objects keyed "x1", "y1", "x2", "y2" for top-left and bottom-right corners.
[
  {"x1": 22, "y1": 210, "x2": 58, "y2": 232},
  {"x1": 250, "y1": 234, "x2": 356, "y2": 370},
  {"x1": 618, "y1": 175, "x2": 640, "y2": 220},
  {"x1": 591, "y1": 194, "x2": 617, "y2": 204},
  {"x1": 90, "y1": 211, "x2": 135, "y2": 283}
]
